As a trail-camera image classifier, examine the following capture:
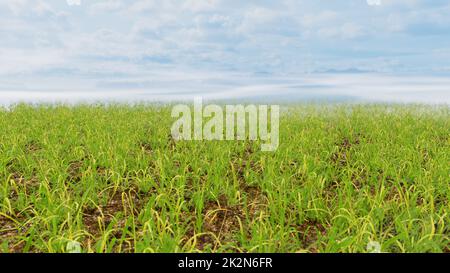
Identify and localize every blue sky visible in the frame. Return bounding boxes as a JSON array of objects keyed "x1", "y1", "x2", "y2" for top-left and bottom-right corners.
[{"x1": 1, "y1": 0, "x2": 450, "y2": 103}]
